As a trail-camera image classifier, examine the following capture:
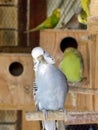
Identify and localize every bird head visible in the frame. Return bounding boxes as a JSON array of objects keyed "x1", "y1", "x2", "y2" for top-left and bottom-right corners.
[
  {"x1": 78, "y1": 9, "x2": 87, "y2": 25},
  {"x1": 31, "y1": 46, "x2": 55, "y2": 64},
  {"x1": 31, "y1": 47, "x2": 45, "y2": 68},
  {"x1": 53, "y1": 8, "x2": 61, "y2": 18},
  {"x1": 64, "y1": 47, "x2": 75, "y2": 56},
  {"x1": 31, "y1": 47, "x2": 44, "y2": 60}
]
